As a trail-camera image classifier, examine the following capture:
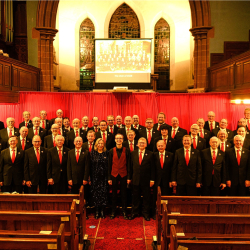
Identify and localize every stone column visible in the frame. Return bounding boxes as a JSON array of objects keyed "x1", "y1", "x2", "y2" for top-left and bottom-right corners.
[
  {"x1": 35, "y1": 27, "x2": 58, "y2": 91},
  {"x1": 190, "y1": 26, "x2": 212, "y2": 89}
]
